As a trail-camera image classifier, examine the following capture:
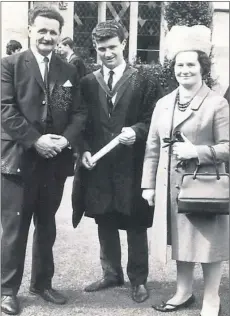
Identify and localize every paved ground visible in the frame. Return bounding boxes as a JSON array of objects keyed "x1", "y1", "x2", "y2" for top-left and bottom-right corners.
[{"x1": 17, "y1": 177, "x2": 229, "y2": 316}]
